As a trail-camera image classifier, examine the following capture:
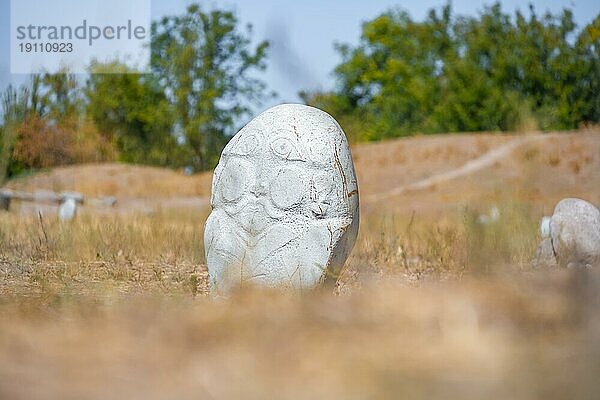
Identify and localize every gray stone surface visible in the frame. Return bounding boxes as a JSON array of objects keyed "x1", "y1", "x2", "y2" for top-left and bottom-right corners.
[
  {"x1": 58, "y1": 197, "x2": 77, "y2": 221},
  {"x1": 535, "y1": 198, "x2": 600, "y2": 268},
  {"x1": 550, "y1": 198, "x2": 600, "y2": 268},
  {"x1": 204, "y1": 104, "x2": 359, "y2": 295},
  {"x1": 533, "y1": 237, "x2": 558, "y2": 268}
]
